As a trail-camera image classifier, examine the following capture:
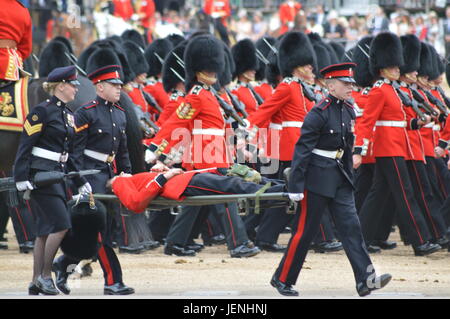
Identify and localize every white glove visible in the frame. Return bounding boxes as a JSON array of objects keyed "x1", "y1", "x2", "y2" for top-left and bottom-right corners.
[
  {"x1": 16, "y1": 181, "x2": 34, "y2": 191},
  {"x1": 288, "y1": 193, "x2": 304, "y2": 202},
  {"x1": 78, "y1": 182, "x2": 92, "y2": 195},
  {"x1": 145, "y1": 149, "x2": 157, "y2": 164}
]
